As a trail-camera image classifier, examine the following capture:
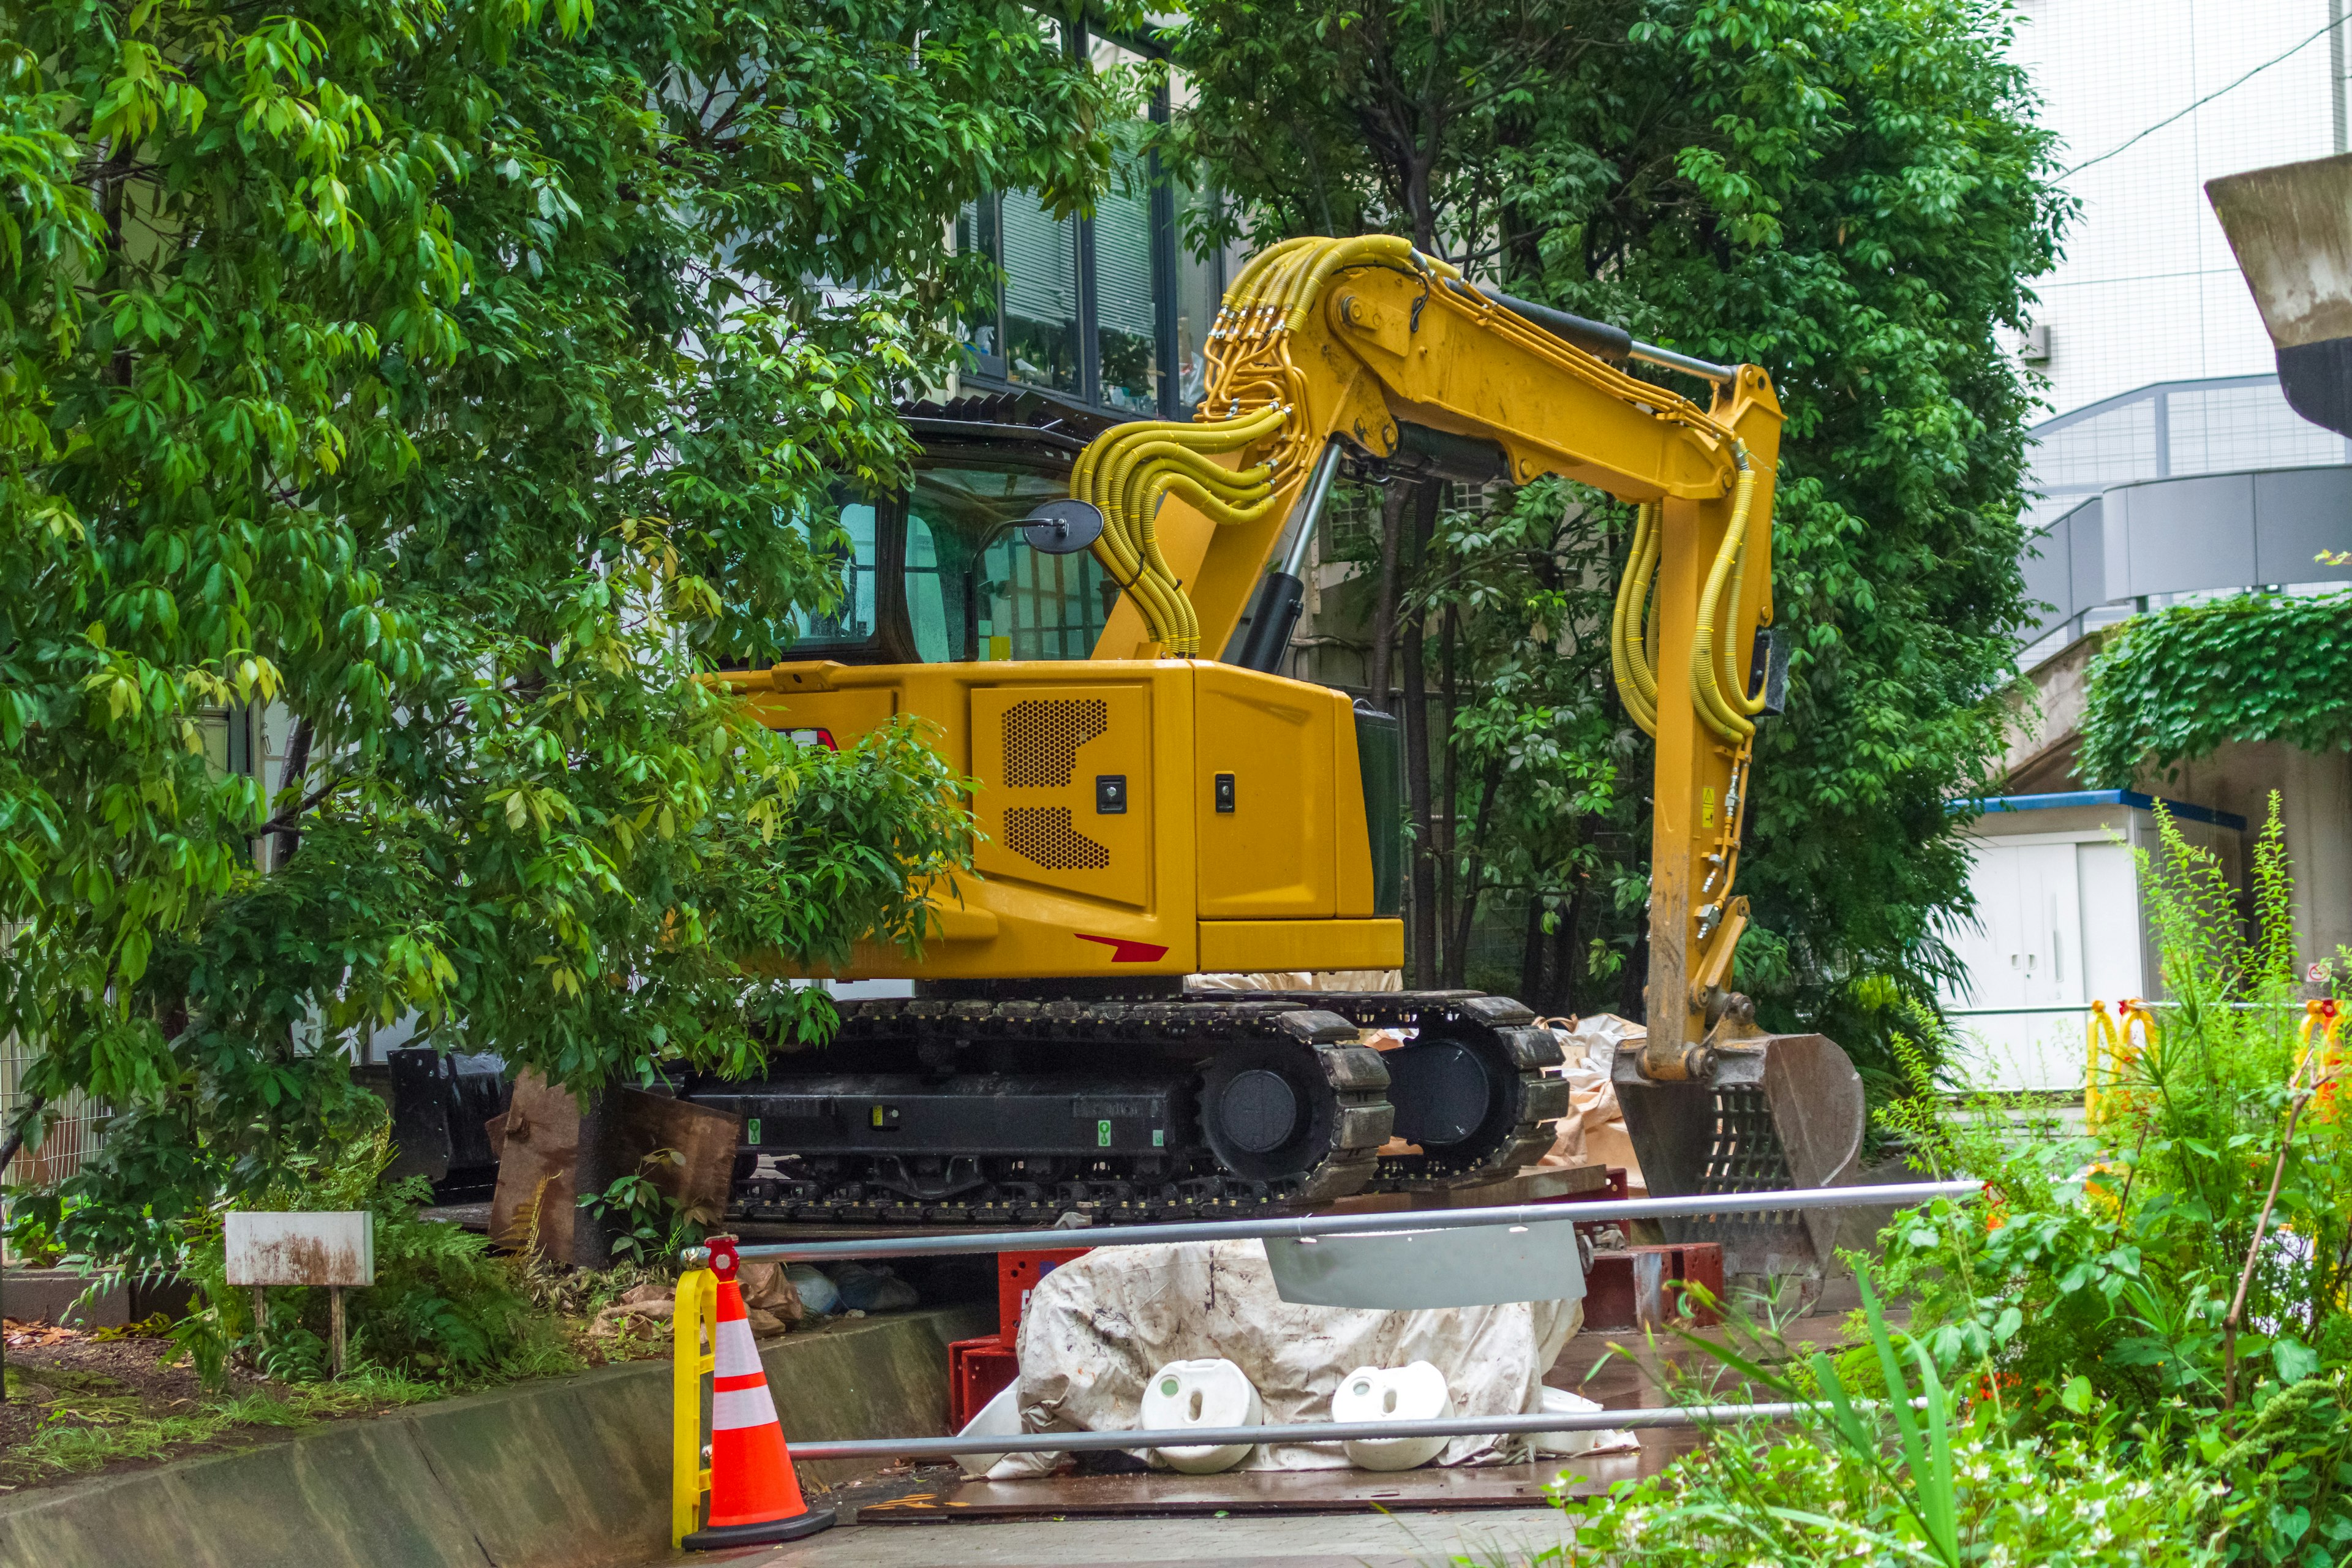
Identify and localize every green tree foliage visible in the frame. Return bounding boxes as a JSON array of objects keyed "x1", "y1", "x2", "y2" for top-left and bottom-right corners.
[
  {"x1": 0, "y1": 0, "x2": 1124, "y2": 1262},
  {"x1": 2077, "y1": 590, "x2": 2352, "y2": 788},
  {"x1": 1170, "y1": 0, "x2": 2065, "y2": 1074}
]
